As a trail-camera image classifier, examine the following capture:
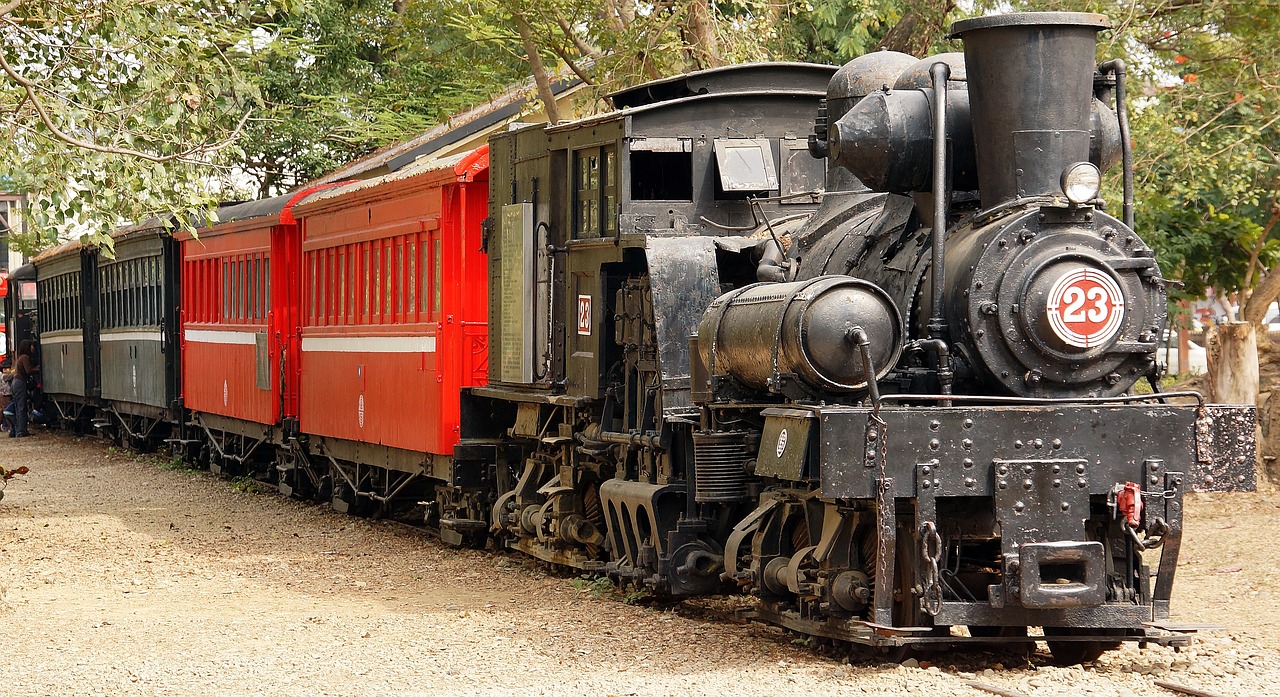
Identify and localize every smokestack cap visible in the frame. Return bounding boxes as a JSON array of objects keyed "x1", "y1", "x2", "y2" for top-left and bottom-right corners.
[{"x1": 950, "y1": 12, "x2": 1109, "y2": 38}]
